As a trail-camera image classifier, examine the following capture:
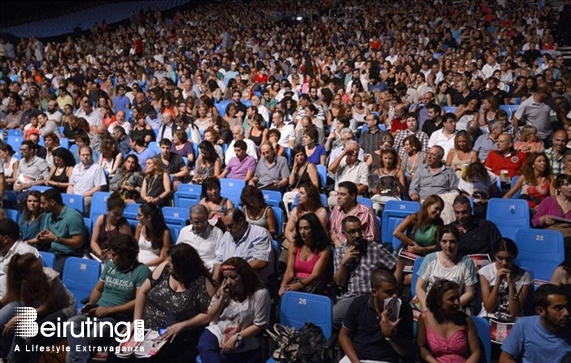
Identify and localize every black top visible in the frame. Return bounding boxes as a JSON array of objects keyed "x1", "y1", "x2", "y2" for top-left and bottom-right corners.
[
  {"x1": 342, "y1": 294, "x2": 413, "y2": 362},
  {"x1": 437, "y1": 218, "x2": 502, "y2": 256}
]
